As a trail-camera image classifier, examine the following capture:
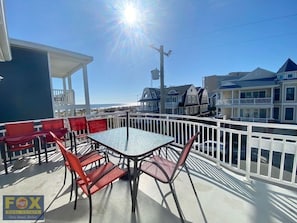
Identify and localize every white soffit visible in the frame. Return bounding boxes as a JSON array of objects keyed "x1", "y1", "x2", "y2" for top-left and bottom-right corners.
[
  {"x1": 10, "y1": 39, "x2": 93, "y2": 78},
  {"x1": 0, "y1": 0, "x2": 12, "y2": 62}
]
